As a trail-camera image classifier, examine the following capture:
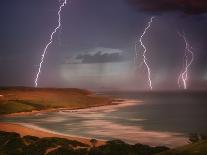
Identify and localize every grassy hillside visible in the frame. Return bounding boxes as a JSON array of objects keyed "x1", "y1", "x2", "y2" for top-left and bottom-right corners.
[
  {"x1": 0, "y1": 87, "x2": 112, "y2": 115},
  {"x1": 0, "y1": 131, "x2": 89, "y2": 155},
  {"x1": 156, "y1": 140, "x2": 207, "y2": 155},
  {"x1": 1, "y1": 130, "x2": 207, "y2": 155},
  {"x1": 0, "y1": 131, "x2": 169, "y2": 155}
]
